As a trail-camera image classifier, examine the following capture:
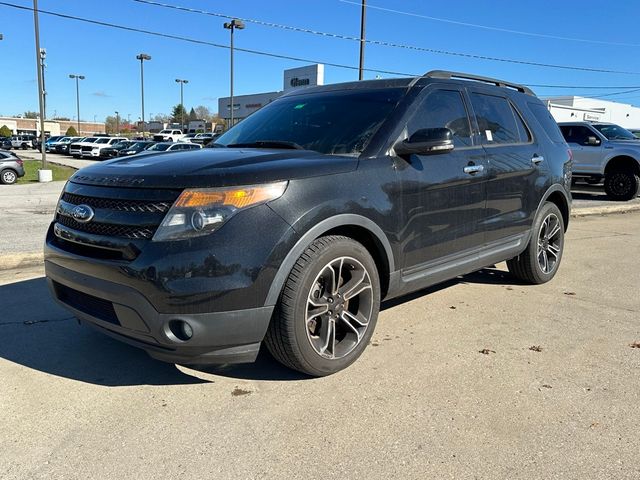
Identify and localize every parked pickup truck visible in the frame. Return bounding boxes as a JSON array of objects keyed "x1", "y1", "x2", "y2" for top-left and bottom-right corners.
[
  {"x1": 152, "y1": 129, "x2": 185, "y2": 142},
  {"x1": 559, "y1": 122, "x2": 640, "y2": 200}
]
